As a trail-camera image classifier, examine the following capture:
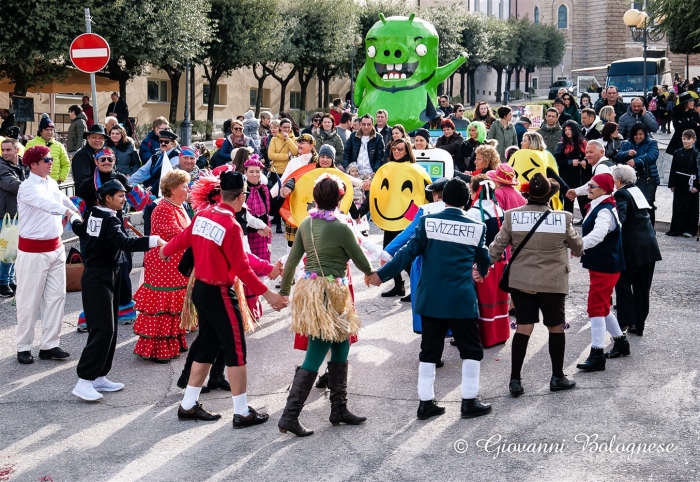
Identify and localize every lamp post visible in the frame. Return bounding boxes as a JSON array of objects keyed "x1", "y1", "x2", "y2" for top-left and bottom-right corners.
[
  {"x1": 180, "y1": 60, "x2": 193, "y2": 146},
  {"x1": 623, "y1": 8, "x2": 665, "y2": 99},
  {"x1": 349, "y1": 35, "x2": 363, "y2": 112}
]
